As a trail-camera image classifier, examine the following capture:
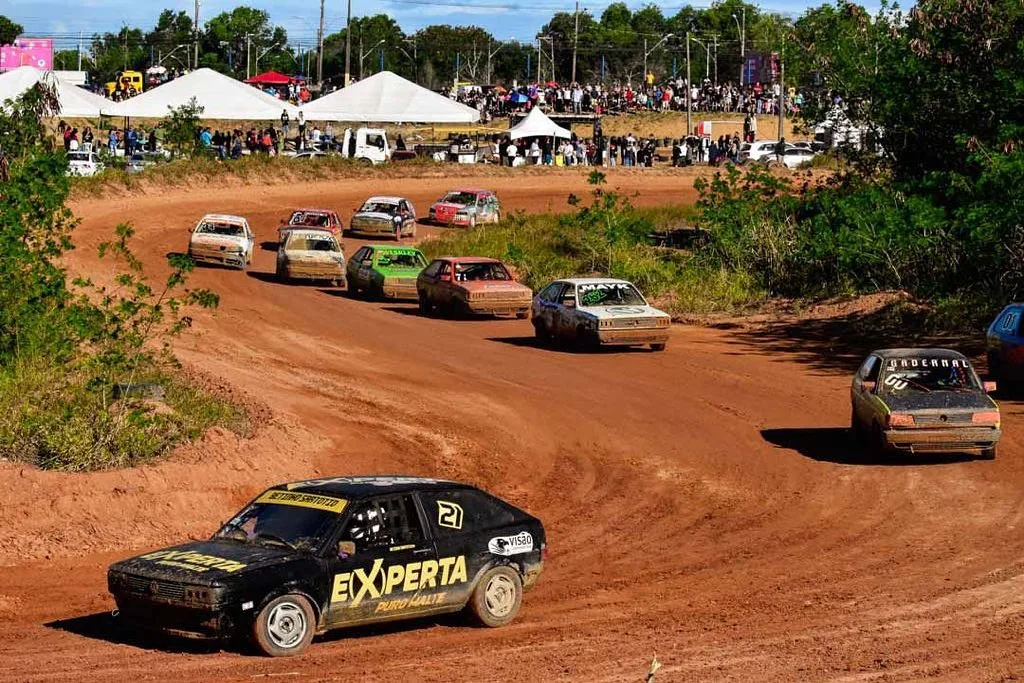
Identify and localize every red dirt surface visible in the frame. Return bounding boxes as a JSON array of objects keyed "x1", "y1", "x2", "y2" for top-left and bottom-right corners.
[{"x1": 2, "y1": 171, "x2": 1024, "y2": 681}]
